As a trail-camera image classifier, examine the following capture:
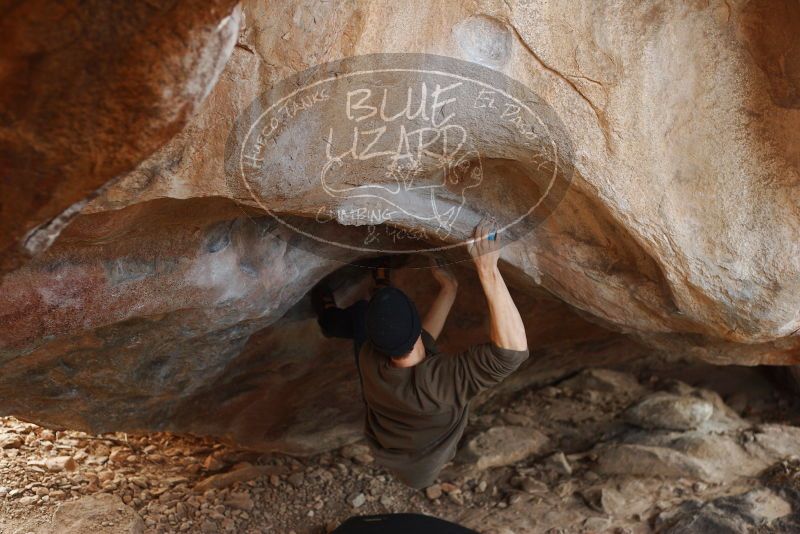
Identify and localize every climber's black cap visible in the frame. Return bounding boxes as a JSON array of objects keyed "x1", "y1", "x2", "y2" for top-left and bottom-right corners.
[{"x1": 366, "y1": 287, "x2": 421, "y2": 358}]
